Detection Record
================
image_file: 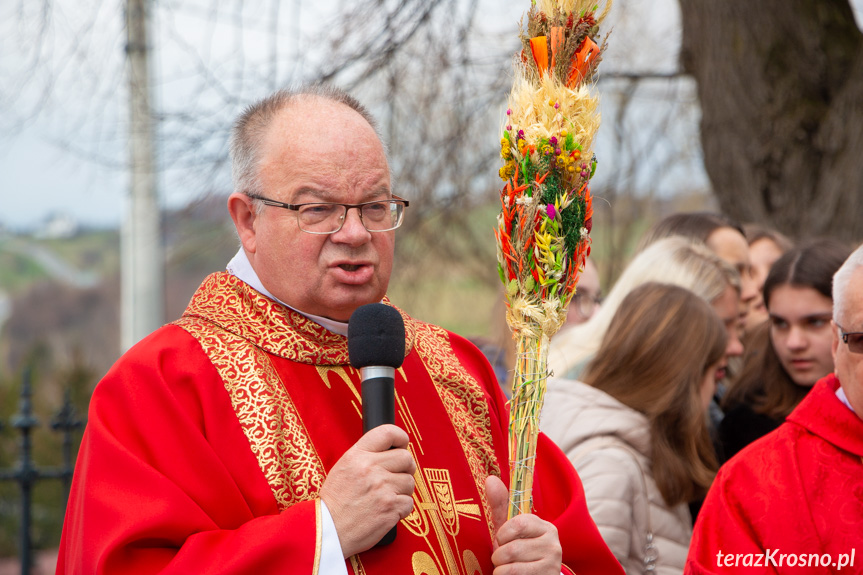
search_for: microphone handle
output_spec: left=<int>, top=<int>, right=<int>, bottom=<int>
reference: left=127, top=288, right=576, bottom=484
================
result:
left=361, top=371, right=397, bottom=546
left=362, top=374, right=395, bottom=433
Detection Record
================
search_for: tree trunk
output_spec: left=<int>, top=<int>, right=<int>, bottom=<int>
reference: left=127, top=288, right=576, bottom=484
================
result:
left=679, top=0, right=863, bottom=242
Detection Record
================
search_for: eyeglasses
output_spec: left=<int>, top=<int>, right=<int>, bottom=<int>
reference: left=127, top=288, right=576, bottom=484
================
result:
left=837, top=324, right=863, bottom=354
left=572, top=291, right=602, bottom=320
left=248, top=193, right=409, bottom=235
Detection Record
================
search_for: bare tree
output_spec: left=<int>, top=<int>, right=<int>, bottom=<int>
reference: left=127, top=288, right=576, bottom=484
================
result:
left=679, top=0, right=863, bottom=242
left=2, top=0, right=713, bottom=342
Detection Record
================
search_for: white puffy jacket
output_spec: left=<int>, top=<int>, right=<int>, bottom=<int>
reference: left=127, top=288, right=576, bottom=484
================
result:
left=541, top=378, right=693, bottom=575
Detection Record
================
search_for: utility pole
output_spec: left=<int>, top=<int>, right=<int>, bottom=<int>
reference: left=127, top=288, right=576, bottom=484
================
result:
left=122, top=0, right=164, bottom=351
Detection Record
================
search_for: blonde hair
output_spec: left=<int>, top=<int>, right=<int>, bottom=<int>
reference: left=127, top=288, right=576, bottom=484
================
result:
left=550, top=236, right=739, bottom=377
left=583, top=282, right=727, bottom=505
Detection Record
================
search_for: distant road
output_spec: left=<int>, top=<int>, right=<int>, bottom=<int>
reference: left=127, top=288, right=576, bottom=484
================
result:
left=0, top=240, right=100, bottom=331
left=27, top=244, right=99, bottom=289
left=1, top=239, right=99, bottom=290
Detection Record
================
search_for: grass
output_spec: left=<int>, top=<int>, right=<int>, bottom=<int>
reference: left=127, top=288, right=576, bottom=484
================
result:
left=388, top=199, right=503, bottom=338
left=40, top=230, right=121, bottom=277
left=388, top=267, right=501, bottom=338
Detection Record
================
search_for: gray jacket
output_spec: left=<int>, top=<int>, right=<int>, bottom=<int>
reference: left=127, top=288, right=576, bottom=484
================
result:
left=541, top=379, right=692, bottom=575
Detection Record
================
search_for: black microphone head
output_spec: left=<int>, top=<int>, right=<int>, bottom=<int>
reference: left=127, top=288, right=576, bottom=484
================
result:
left=348, top=303, right=406, bottom=369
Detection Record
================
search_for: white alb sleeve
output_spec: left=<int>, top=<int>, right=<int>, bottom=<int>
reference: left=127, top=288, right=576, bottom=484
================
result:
left=319, top=500, right=350, bottom=575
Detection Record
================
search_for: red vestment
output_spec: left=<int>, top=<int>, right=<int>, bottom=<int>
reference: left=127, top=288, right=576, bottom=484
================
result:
left=686, top=374, right=863, bottom=574
left=58, top=273, right=622, bottom=575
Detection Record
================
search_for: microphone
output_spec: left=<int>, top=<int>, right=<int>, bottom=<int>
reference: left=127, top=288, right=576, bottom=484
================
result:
left=347, top=303, right=406, bottom=547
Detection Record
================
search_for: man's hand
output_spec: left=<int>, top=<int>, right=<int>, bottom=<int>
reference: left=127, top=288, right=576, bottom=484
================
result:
left=320, top=425, right=416, bottom=558
left=485, top=474, right=563, bottom=575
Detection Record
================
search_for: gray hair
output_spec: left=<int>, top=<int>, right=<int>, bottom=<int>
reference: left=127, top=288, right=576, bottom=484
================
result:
left=832, top=242, right=863, bottom=325
left=229, top=84, right=384, bottom=212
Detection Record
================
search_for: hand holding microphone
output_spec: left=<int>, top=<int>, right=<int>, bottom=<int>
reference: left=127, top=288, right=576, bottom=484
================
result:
left=319, top=304, right=415, bottom=557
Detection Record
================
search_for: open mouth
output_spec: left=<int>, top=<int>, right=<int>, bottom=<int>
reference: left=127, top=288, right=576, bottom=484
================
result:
left=332, top=262, right=373, bottom=285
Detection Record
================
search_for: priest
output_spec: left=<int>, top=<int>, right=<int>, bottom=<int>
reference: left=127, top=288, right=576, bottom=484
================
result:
left=57, top=85, right=623, bottom=575
left=685, top=243, right=863, bottom=574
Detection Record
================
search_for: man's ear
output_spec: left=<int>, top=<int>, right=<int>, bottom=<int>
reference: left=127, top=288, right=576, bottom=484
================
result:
left=228, top=192, right=258, bottom=254
left=832, top=320, right=841, bottom=363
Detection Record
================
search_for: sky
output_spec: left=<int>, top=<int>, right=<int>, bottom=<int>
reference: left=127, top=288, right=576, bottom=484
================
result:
left=2, top=0, right=862, bottom=231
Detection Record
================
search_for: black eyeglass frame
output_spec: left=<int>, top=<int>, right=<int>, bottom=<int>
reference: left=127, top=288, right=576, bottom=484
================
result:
left=246, top=193, right=410, bottom=235
left=836, top=323, right=863, bottom=353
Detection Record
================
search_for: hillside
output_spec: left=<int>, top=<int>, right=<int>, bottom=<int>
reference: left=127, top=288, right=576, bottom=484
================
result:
left=0, top=196, right=240, bottom=381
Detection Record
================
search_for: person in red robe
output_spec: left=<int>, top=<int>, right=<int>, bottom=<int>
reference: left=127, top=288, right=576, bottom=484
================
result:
left=685, top=244, right=863, bottom=574
left=57, top=85, right=623, bottom=575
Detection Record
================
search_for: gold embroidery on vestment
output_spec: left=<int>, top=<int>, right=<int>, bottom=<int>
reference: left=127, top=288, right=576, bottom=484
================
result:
left=174, top=315, right=325, bottom=510
left=403, top=443, right=485, bottom=575
left=181, top=273, right=361, bottom=365
left=412, top=552, right=442, bottom=575
left=349, top=555, right=367, bottom=575
left=412, top=323, right=500, bottom=538
left=462, top=550, right=483, bottom=575
left=398, top=393, right=424, bottom=455
left=317, top=365, right=362, bottom=417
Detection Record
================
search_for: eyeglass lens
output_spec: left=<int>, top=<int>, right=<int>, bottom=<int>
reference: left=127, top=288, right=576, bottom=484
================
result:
left=297, top=201, right=404, bottom=233
left=574, top=292, right=600, bottom=319
left=844, top=331, right=863, bottom=353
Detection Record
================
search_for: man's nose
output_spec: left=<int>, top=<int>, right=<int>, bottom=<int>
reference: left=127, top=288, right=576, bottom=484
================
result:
left=333, top=207, right=371, bottom=243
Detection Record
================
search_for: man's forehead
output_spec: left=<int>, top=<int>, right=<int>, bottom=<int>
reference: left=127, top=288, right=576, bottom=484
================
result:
left=272, top=97, right=370, bottom=133
left=263, top=104, right=384, bottom=160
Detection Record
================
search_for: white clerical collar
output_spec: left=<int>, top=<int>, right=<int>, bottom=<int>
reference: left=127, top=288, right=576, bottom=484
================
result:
left=226, top=248, right=350, bottom=336
left=836, top=386, right=856, bottom=414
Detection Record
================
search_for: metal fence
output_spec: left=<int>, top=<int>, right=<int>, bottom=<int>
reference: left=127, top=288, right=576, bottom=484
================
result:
left=0, top=369, right=84, bottom=575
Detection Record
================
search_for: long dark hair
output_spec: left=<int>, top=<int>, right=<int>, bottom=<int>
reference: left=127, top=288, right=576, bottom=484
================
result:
left=724, top=238, right=851, bottom=418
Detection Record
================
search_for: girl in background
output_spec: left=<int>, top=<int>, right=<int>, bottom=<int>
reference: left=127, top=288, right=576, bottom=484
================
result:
left=720, top=238, right=851, bottom=461
left=543, top=283, right=727, bottom=574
